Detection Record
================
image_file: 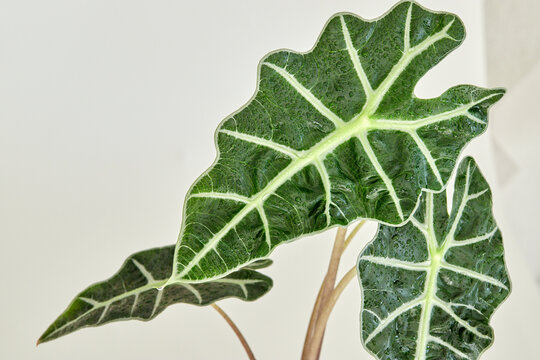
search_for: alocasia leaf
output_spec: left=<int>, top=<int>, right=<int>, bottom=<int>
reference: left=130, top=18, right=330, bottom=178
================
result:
left=357, top=157, right=510, bottom=360
left=38, top=246, right=272, bottom=344
left=169, top=1, right=504, bottom=283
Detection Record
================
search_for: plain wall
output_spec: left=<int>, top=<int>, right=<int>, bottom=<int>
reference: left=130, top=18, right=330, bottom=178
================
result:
left=485, top=0, right=540, bottom=284
left=1, top=1, right=538, bottom=359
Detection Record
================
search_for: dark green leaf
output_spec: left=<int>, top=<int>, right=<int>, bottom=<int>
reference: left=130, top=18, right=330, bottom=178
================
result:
left=38, top=246, right=272, bottom=344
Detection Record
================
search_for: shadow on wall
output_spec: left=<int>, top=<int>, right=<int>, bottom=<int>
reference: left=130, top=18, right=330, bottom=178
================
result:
left=485, top=0, right=540, bottom=286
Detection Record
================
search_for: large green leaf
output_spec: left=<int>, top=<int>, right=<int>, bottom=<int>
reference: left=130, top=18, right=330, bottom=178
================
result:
left=38, top=246, right=272, bottom=344
left=170, top=1, right=504, bottom=283
left=357, top=157, right=510, bottom=360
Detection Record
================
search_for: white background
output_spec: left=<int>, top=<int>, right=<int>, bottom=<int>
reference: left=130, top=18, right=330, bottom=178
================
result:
left=1, top=1, right=539, bottom=359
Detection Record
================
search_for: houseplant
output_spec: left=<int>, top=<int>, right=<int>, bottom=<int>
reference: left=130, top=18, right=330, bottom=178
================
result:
left=38, top=1, right=510, bottom=359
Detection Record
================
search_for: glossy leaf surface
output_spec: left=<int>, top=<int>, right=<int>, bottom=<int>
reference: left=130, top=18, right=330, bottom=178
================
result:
left=39, top=246, right=272, bottom=344
left=358, top=157, right=510, bottom=360
left=171, top=1, right=504, bottom=282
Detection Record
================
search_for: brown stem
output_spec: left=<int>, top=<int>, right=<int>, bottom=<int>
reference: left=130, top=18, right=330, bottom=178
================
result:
left=306, top=266, right=357, bottom=360
left=302, top=220, right=366, bottom=359
left=302, top=280, right=325, bottom=350
left=313, top=221, right=366, bottom=358
left=302, top=227, right=347, bottom=360
left=211, top=303, right=256, bottom=360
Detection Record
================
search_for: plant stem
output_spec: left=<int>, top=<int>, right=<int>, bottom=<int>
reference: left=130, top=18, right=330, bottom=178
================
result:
left=211, top=303, right=256, bottom=360
left=302, top=227, right=347, bottom=360
left=343, top=220, right=366, bottom=251
left=307, top=265, right=357, bottom=357
left=302, top=220, right=366, bottom=360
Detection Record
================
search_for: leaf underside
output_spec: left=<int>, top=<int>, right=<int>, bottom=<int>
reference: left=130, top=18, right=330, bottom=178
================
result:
left=358, top=157, right=510, bottom=360
left=171, top=0, right=504, bottom=283
left=38, top=246, right=272, bottom=344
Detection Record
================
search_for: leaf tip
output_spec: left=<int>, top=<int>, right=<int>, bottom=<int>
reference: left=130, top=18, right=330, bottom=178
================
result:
left=491, top=88, right=506, bottom=104
left=37, top=325, right=54, bottom=345
left=36, top=333, right=48, bottom=346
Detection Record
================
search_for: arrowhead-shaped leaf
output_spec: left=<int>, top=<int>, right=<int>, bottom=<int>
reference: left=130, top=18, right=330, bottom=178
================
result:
left=38, top=246, right=272, bottom=344
left=358, top=157, right=510, bottom=360
left=171, top=1, right=504, bottom=282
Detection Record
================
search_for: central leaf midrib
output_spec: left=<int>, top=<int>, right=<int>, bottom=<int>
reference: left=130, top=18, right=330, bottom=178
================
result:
left=415, top=192, right=439, bottom=360
left=416, top=255, right=442, bottom=359
left=175, top=113, right=377, bottom=280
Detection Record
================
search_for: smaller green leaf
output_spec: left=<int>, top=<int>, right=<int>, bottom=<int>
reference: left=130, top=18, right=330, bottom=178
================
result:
left=358, top=157, right=510, bottom=360
left=38, top=245, right=272, bottom=344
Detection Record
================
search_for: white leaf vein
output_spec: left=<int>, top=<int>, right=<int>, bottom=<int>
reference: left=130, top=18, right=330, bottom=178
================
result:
left=262, top=62, right=346, bottom=128
left=365, top=296, right=424, bottom=344
left=428, top=335, right=470, bottom=359
left=360, top=255, right=429, bottom=271
left=357, top=132, right=404, bottom=220
left=220, top=129, right=302, bottom=159
left=340, top=15, right=373, bottom=95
